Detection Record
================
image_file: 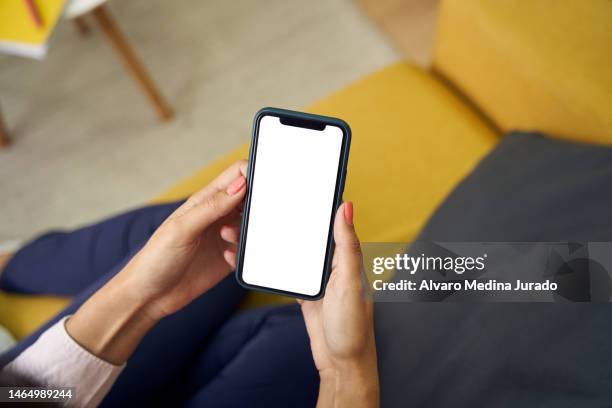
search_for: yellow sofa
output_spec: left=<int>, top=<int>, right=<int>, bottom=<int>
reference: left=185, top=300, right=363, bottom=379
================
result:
left=2, top=0, right=611, bottom=340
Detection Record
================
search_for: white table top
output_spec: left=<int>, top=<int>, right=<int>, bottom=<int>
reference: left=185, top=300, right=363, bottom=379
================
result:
left=64, top=0, right=108, bottom=19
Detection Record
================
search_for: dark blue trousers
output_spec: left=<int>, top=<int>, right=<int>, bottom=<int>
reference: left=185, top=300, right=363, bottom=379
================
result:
left=0, top=202, right=318, bottom=407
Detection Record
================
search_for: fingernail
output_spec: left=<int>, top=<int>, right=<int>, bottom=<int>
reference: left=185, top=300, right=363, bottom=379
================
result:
left=226, top=176, right=246, bottom=195
left=343, top=201, right=353, bottom=225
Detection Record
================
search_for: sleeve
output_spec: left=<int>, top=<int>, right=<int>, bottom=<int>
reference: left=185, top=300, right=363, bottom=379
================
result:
left=0, top=316, right=125, bottom=407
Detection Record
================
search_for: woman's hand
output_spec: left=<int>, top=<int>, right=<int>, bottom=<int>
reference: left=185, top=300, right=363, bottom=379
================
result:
left=121, top=160, right=247, bottom=319
left=299, top=202, right=379, bottom=408
left=66, top=161, right=248, bottom=365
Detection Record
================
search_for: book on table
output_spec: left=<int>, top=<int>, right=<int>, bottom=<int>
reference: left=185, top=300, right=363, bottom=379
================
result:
left=0, top=0, right=68, bottom=59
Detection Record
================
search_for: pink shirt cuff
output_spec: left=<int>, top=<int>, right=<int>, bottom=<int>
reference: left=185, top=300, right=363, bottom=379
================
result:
left=1, top=316, right=125, bottom=407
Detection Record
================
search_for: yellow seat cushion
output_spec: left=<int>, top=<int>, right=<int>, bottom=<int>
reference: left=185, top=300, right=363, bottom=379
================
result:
left=0, top=292, right=69, bottom=340
left=0, top=62, right=498, bottom=337
left=434, top=0, right=612, bottom=145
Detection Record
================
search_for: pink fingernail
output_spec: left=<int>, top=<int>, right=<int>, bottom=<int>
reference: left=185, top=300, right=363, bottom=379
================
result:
left=343, top=201, right=353, bottom=225
left=226, top=176, right=246, bottom=195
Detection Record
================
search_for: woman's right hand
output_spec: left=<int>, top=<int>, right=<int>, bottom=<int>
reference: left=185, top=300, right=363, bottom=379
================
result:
left=66, top=161, right=248, bottom=366
left=299, top=202, right=379, bottom=408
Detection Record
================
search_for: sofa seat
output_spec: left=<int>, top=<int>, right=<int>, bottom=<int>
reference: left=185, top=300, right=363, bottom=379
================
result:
left=0, top=62, right=499, bottom=339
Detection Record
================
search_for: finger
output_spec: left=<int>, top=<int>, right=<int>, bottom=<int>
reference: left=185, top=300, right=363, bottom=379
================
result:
left=176, top=176, right=246, bottom=239
left=214, top=204, right=243, bottom=230
left=333, top=201, right=363, bottom=278
left=223, top=249, right=237, bottom=269
left=219, top=224, right=240, bottom=244
left=207, top=160, right=248, bottom=193
left=183, top=160, right=248, bottom=209
left=225, top=241, right=238, bottom=252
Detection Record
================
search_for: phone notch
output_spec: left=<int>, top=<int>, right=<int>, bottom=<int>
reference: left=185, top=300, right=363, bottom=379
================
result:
left=279, top=116, right=326, bottom=131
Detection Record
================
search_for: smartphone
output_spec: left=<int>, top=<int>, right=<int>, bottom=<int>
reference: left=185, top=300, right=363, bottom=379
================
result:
left=235, top=107, right=351, bottom=299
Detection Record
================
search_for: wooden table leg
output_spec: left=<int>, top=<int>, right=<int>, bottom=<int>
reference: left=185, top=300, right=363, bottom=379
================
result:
left=90, top=5, right=173, bottom=122
left=0, top=106, right=9, bottom=148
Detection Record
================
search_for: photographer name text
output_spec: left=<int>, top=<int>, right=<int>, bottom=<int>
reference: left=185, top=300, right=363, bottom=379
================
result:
left=372, top=279, right=557, bottom=292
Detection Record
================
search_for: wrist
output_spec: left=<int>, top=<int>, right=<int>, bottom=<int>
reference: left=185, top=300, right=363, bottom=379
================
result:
left=114, top=262, right=166, bottom=320
left=110, top=270, right=162, bottom=324
left=66, top=271, right=160, bottom=365
left=319, top=354, right=379, bottom=408
left=115, top=251, right=188, bottom=321
left=337, top=359, right=379, bottom=401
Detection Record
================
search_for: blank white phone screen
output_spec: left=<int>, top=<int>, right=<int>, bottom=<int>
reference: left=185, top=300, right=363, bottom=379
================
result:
left=241, top=115, right=344, bottom=296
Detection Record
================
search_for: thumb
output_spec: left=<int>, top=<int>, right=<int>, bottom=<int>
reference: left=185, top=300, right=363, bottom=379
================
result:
left=333, top=201, right=362, bottom=276
left=177, top=176, right=246, bottom=239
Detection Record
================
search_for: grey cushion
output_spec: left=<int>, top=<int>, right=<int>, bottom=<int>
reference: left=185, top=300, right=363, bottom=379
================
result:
left=375, top=132, right=612, bottom=407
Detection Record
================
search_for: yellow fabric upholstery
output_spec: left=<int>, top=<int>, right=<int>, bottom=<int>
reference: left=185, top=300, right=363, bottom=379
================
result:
left=434, top=0, right=612, bottom=145
left=0, top=292, right=69, bottom=340
left=0, top=62, right=498, bottom=335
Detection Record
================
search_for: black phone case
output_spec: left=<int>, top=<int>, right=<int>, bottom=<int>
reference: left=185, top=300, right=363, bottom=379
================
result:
left=235, top=107, right=352, bottom=300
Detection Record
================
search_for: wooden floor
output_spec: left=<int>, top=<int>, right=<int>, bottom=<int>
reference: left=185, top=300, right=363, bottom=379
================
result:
left=356, top=0, right=440, bottom=66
